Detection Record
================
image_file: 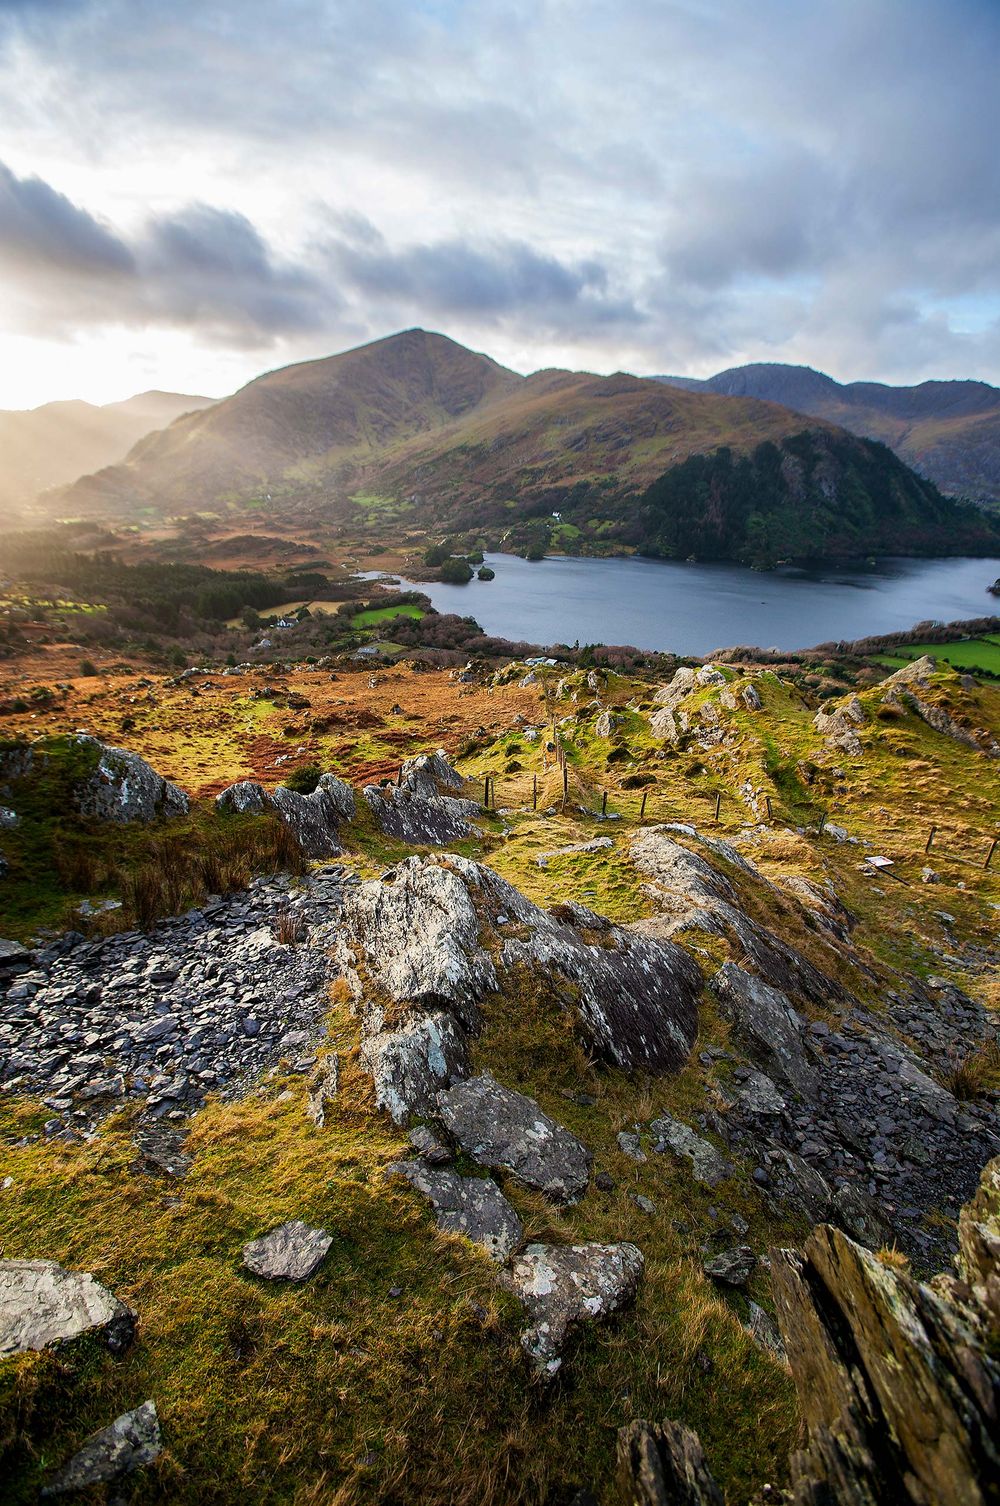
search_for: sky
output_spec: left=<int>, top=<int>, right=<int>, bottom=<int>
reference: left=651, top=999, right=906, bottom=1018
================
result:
left=0, top=0, right=998, bottom=408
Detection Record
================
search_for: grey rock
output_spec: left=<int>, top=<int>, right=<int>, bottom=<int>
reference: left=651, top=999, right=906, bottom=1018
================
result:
left=437, top=1071, right=591, bottom=1203
left=703, top=1246, right=757, bottom=1287
left=617, top=1130, right=647, bottom=1162
left=502, top=1241, right=644, bottom=1379
left=306, top=1054, right=339, bottom=1128
left=618, top=1418, right=723, bottom=1506
left=709, top=963, right=817, bottom=1097
left=648, top=1113, right=732, bottom=1187
left=0, top=1259, right=135, bottom=1355
left=241, top=1220, right=332, bottom=1281
left=71, top=736, right=189, bottom=823
left=408, top=1123, right=452, bottom=1163
left=362, top=1010, right=470, bottom=1124
left=745, top=1300, right=787, bottom=1363
left=734, top=1070, right=786, bottom=1116
left=386, top=1160, right=522, bottom=1260
left=42, top=1400, right=160, bottom=1496
left=216, top=773, right=354, bottom=857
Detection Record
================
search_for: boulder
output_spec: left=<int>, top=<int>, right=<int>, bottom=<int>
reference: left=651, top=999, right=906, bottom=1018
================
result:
left=71, top=736, right=189, bottom=823
left=361, top=1010, right=470, bottom=1124
left=703, top=1246, right=757, bottom=1287
left=241, top=1220, right=332, bottom=1281
left=385, top=1160, right=523, bottom=1261
left=437, top=1072, right=591, bottom=1203
left=502, top=1241, right=644, bottom=1379
left=363, top=749, right=481, bottom=846
left=617, top=1419, right=723, bottom=1506
left=709, top=963, right=817, bottom=1097
left=0, top=1259, right=136, bottom=1356
left=42, top=1401, right=161, bottom=1497
left=217, top=773, right=354, bottom=857
left=336, top=854, right=701, bottom=1085
left=648, top=1113, right=732, bottom=1187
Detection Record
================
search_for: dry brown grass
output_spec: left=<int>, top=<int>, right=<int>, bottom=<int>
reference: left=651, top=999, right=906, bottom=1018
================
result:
left=944, top=1040, right=1000, bottom=1101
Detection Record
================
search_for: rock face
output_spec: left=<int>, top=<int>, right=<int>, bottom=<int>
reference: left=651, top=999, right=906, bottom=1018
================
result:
left=241, top=1220, right=333, bottom=1281
left=502, top=1241, right=644, bottom=1379
left=437, top=1072, right=591, bottom=1203
left=386, top=1160, right=523, bottom=1261
left=363, top=748, right=481, bottom=846
left=0, top=1259, right=135, bottom=1355
left=334, top=852, right=701, bottom=1123
left=42, top=1401, right=161, bottom=1496
left=71, top=736, right=189, bottom=823
left=617, top=1419, right=723, bottom=1506
left=619, top=1156, right=1000, bottom=1506
left=709, top=962, right=817, bottom=1097
left=770, top=1166, right=1000, bottom=1506
left=217, top=773, right=355, bottom=857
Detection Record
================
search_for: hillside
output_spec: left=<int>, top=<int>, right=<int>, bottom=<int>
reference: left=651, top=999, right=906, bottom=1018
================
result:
left=50, top=333, right=1000, bottom=565
left=656, top=363, right=1000, bottom=506
left=0, top=641, right=998, bottom=1505
left=0, top=391, right=215, bottom=514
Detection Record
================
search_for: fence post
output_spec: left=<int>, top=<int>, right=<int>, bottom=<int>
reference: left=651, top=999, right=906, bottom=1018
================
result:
left=561, top=763, right=568, bottom=812
left=396, top=765, right=403, bottom=788
left=639, top=790, right=648, bottom=820
left=765, top=795, right=773, bottom=822
left=483, top=776, right=490, bottom=810
left=601, top=789, right=608, bottom=817
left=714, top=791, right=722, bottom=822
left=532, top=774, right=538, bottom=811
left=985, top=836, right=998, bottom=871
left=818, top=811, right=826, bottom=834
left=925, top=824, right=937, bottom=854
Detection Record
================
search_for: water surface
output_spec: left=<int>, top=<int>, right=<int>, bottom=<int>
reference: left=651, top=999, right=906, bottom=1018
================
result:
left=372, top=553, right=1000, bottom=656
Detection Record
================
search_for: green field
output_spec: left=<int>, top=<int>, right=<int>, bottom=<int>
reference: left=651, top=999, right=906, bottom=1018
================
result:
left=875, top=636, right=1000, bottom=675
left=351, top=603, right=425, bottom=629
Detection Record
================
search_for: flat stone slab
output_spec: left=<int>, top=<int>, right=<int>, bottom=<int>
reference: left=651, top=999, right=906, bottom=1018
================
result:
left=437, top=1072, right=591, bottom=1203
left=0, top=1259, right=135, bottom=1356
left=703, top=1245, right=757, bottom=1287
left=241, top=1220, right=332, bottom=1281
left=42, top=1401, right=160, bottom=1496
left=502, top=1241, right=644, bottom=1379
left=386, top=1160, right=523, bottom=1261
left=648, top=1113, right=732, bottom=1187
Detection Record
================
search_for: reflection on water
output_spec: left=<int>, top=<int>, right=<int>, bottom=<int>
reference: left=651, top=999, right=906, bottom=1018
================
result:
left=368, top=552, right=1000, bottom=656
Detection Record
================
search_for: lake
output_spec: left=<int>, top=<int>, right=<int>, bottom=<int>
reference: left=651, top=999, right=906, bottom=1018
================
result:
left=370, top=553, right=1000, bottom=656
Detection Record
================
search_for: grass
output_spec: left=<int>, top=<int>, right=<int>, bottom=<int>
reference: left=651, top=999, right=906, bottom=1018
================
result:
left=351, top=605, right=425, bottom=629
left=873, top=638, right=1000, bottom=675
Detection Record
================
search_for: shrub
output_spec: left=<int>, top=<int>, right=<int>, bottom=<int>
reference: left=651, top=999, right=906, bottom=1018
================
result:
left=283, top=762, right=323, bottom=794
left=79, top=659, right=98, bottom=677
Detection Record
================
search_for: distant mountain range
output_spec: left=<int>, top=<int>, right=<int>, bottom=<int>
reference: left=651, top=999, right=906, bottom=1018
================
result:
left=655, top=364, right=1000, bottom=506
left=37, top=332, right=1000, bottom=567
left=0, top=390, right=215, bottom=518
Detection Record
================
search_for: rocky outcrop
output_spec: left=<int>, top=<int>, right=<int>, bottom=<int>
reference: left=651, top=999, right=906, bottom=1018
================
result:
left=334, top=853, right=702, bottom=1122
left=362, top=1010, right=470, bottom=1123
left=879, top=657, right=1000, bottom=757
left=813, top=695, right=866, bottom=758
left=241, top=1221, right=333, bottom=1281
left=437, top=1072, right=591, bottom=1202
left=386, top=1159, right=523, bottom=1261
left=617, top=1419, right=723, bottom=1506
left=502, top=1241, right=644, bottom=1380
left=42, top=1401, right=161, bottom=1497
left=770, top=1190, right=1000, bottom=1505
left=0, top=1259, right=135, bottom=1355
left=70, top=736, right=189, bottom=823
left=363, top=748, right=481, bottom=846
left=619, top=1155, right=1000, bottom=1506
left=217, top=772, right=355, bottom=856
left=647, top=1112, right=732, bottom=1187
left=709, top=962, right=817, bottom=1097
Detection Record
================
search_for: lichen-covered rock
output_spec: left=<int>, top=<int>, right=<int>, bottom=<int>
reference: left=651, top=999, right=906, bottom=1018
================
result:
left=306, top=1054, right=339, bottom=1127
left=0, top=1259, right=136, bottom=1355
left=703, top=1246, right=757, bottom=1287
left=363, top=748, right=481, bottom=845
left=617, top=1418, right=724, bottom=1506
left=71, top=736, right=189, bottom=823
left=502, top=1241, right=644, bottom=1379
left=361, top=1010, right=470, bottom=1124
left=42, top=1401, right=161, bottom=1496
left=647, top=1113, right=732, bottom=1186
left=709, top=962, right=817, bottom=1097
left=336, top=854, right=701, bottom=1087
left=242, top=1220, right=332, bottom=1281
left=385, top=1160, right=523, bottom=1261
left=216, top=773, right=354, bottom=856
left=770, top=1192, right=1000, bottom=1506
left=437, top=1071, right=591, bottom=1202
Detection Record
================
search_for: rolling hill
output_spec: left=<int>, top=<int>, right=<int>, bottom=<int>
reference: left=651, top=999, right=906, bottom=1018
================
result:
left=655, top=363, right=1000, bottom=506
left=0, top=389, right=215, bottom=516
left=49, top=331, right=1000, bottom=566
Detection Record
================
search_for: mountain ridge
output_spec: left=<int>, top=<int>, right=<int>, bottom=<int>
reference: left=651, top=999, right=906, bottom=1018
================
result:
left=654, top=362, right=1000, bottom=504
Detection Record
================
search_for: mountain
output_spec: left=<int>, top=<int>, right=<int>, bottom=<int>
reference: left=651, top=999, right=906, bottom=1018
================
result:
left=51, top=331, right=1000, bottom=566
left=654, top=363, right=1000, bottom=505
left=0, top=389, right=215, bottom=514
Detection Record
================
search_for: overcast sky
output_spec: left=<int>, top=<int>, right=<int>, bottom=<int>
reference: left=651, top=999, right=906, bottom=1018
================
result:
left=1, top=0, right=998, bottom=407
